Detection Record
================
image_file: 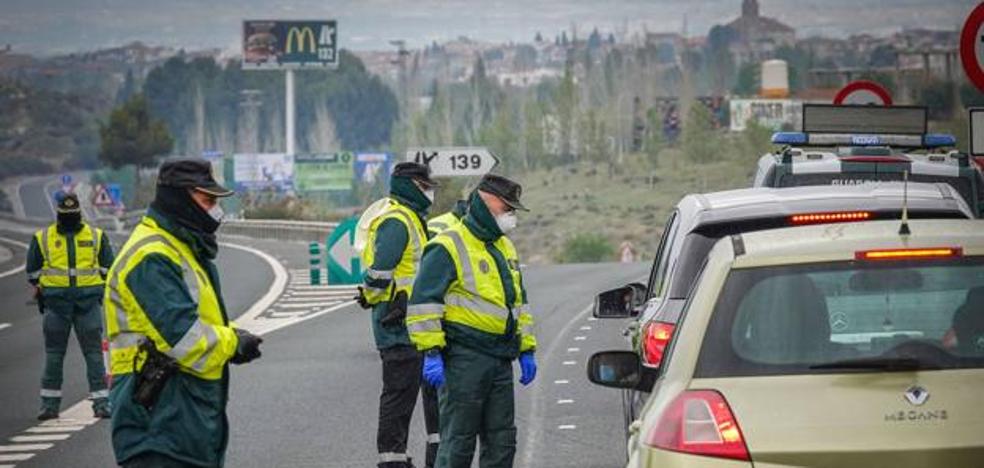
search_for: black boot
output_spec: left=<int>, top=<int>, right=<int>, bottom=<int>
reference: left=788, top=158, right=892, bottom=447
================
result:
left=37, top=407, right=59, bottom=421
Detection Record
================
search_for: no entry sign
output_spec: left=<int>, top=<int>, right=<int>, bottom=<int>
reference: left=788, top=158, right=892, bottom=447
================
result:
left=833, top=80, right=893, bottom=106
left=961, top=3, right=984, bottom=92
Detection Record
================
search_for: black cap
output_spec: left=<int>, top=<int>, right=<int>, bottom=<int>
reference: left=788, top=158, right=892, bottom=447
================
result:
left=478, top=174, right=528, bottom=211
left=392, top=162, right=438, bottom=187
left=56, top=192, right=81, bottom=214
left=157, top=158, right=233, bottom=197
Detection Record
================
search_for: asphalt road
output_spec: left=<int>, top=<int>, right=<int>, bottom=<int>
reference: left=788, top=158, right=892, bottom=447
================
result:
left=1, top=230, right=648, bottom=467
left=17, top=177, right=59, bottom=221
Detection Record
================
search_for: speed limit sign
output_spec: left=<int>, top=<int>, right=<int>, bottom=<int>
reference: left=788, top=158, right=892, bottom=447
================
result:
left=406, top=147, right=500, bottom=177
left=960, top=2, right=984, bottom=92
left=833, top=80, right=893, bottom=106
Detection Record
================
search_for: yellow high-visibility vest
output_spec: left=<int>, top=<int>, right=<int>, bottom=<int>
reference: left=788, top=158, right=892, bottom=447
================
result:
left=35, top=223, right=106, bottom=288
left=360, top=198, right=427, bottom=305
left=426, top=211, right=461, bottom=237
left=407, top=222, right=536, bottom=352
left=103, top=216, right=238, bottom=381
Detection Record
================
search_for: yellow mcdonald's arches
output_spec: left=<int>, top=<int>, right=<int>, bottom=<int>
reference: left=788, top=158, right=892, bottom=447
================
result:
left=286, top=27, right=316, bottom=53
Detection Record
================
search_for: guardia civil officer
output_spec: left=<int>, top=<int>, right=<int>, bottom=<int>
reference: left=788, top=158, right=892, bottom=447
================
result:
left=104, top=158, right=263, bottom=467
left=407, top=174, right=537, bottom=468
left=357, top=162, right=442, bottom=468
left=426, top=199, right=468, bottom=237
left=26, top=192, right=115, bottom=420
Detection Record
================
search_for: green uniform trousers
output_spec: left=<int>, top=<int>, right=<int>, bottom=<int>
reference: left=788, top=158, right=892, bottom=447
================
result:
left=436, top=345, right=517, bottom=468
left=41, top=301, right=107, bottom=409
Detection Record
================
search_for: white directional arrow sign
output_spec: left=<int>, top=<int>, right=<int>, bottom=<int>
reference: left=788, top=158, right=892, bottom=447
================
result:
left=406, top=147, right=500, bottom=177
left=329, top=232, right=358, bottom=276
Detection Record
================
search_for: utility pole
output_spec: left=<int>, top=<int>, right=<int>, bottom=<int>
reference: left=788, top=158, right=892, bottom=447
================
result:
left=239, top=89, right=262, bottom=153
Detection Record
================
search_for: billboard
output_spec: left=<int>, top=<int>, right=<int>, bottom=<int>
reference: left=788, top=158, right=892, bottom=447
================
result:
left=729, top=99, right=801, bottom=132
left=295, top=152, right=354, bottom=192
left=233, top=153, right=294, bottom=190
left=243, top=20, right=338, bottom=70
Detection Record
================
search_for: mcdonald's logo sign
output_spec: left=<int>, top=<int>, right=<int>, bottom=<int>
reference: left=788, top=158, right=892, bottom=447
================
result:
left=286, top=27, right=316, bottom=54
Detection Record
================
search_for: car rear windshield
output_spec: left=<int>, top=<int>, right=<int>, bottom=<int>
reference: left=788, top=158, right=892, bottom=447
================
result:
left=778, top=173, right=976, bottom=211
left=695, top=256, right=984, bottom=378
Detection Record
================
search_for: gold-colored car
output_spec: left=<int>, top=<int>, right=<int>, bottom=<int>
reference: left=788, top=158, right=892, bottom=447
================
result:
left=589, top=219, right=984, bottom=467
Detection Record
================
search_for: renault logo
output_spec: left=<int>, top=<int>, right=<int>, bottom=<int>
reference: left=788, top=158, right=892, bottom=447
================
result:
left=904, top=386, right=929, bottom=406
left=286, top=27, right=316, bottom=54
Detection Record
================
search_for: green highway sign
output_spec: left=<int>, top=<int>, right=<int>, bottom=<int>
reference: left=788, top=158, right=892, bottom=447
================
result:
left=295, top=152, right=354, bottom=192
left=243, top=20, right=338, bottom=70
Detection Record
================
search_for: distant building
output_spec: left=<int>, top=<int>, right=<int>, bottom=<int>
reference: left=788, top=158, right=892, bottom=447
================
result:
left=725, top=0, right=796, bottom=63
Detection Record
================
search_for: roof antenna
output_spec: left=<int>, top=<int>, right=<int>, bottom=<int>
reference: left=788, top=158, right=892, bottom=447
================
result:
left=899, top=170, right=911, bottom=236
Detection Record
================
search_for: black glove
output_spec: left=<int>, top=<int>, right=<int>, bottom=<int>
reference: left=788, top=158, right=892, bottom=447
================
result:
left=230, top=329, right=263, bottom=365
left=355, top=287, right=372, bottom=309
left=380, top=291, right=408, bottom=326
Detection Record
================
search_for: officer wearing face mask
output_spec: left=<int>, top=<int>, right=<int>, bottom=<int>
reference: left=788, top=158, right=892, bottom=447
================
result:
left=406, top=174, right=537, bottom=468
left=26, top=192, right=115, bottom=420
left=104, top=158, right=263, bottom=468
left=357, top=162, right=441, bottom=468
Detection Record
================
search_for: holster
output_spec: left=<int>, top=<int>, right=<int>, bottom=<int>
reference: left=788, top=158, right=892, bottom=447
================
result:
left=132, top=338, right=178, bottom=410
left=380, top=290, right=408, bottom=326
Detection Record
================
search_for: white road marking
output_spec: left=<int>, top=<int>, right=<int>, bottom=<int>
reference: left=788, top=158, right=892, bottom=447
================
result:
left=579, top=326, right=592, bottom=331
left=556, top=399, right=574, bottom=404
left=25, top=426, right=85, bottom=433
left=566, top=347, right=580, bottom=353
left=39, top=418, right=96, bottom=427
left=9, top=435, right=69, bottom=443
left=587, top=316, right=597, bottom=321
left=573, top=336, right=586, bottom=341
left=274, top=301, right=344, bottom=309
left=0, top=324, right=10, bottom=332
left=562, top=361, right=577, bottom=366
left=553, top=379, right=569, bottom=384
left=284, top=290, right=355, bottom=297
left=0, top=236, right=29, bottom=279
left=557, top=425, right=577, bottom=430
left=0, top=454, right=32, bottom=462
left=0, top=444, right=53, bottom=452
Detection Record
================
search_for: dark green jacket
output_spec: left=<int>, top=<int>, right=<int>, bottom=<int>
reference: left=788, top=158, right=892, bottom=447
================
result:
left=364, top=176, right=430, bottom=350
left=410, top=192, right=528, bottom=359
left=109, top=209, right=232, bottom=467
left=26, top=223, right=115, bottom=313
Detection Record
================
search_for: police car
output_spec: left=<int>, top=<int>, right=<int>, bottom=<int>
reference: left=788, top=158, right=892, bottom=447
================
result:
left=752, top=104, right=984, bottom=217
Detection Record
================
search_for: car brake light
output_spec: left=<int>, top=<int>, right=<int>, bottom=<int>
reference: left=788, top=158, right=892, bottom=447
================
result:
left=856, top=247, right=963, bottom=260
left=641, top=321, right=675, bottom=368
left=646, top=390, right=750, bottom=461
left=790, top=211, right=871, bottom=225
left=839, top=156, right=910, bottom=163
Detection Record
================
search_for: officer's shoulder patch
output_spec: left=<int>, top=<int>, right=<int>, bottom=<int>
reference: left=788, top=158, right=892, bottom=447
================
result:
left=478, top=259, right=490, bottom=274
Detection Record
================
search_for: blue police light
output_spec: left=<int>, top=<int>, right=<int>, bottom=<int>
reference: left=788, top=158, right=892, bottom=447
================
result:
left=923, top=133, right=956, bottom=148
left=771, top=132, right=808, bottom=145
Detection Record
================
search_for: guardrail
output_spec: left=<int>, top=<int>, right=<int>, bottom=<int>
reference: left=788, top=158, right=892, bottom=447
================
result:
left=219, top=219, right=339, bottom=243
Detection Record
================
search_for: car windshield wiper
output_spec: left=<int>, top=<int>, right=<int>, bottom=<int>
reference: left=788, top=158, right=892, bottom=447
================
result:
left=810, top=356, right=939, bottom=371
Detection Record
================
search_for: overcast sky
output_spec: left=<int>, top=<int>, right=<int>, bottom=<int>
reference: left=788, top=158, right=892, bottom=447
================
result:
left=0, top=0, right=976, bottom=56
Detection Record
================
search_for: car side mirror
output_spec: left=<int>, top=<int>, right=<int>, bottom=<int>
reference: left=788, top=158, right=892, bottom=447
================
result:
left=593, top=283, right=646, bottom=318
left=586, top=351, right=641, bottom=389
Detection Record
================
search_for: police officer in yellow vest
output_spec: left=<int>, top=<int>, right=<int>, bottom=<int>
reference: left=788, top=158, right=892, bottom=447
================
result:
left=104, top=159, right=263, bottom=467
left=26, top=192, right=115, bottom=420
left=407, top=174, right=537, bottom=468
left=357, top=162, right=441, bottom=468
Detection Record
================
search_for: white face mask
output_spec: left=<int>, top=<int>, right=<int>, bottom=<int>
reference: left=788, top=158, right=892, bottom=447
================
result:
left=207, top=204, right=225, bottom=223
left=424, top=188, right=436, bottom=203
left=495, top=211, right=518, bottom=233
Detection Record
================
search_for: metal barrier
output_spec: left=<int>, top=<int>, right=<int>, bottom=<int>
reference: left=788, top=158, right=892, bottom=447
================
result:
left=219, top=219, right=339, bottom=243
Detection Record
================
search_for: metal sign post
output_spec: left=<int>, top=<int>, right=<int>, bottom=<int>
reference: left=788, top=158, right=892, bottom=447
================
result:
left=405, top=147, right=500, bottom=177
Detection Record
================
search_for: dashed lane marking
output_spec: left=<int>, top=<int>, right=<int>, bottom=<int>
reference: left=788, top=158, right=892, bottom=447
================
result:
left=566, top=347, right=580, bottom=353
left=554, top=380, right=569, bottom=384
left=562, top=361, right=577, bottom=366
left=9, top=435, right=71, bottom=443
left=0, top=445, right=52, bottom=452
left=0, top=324, right=10, bottom=332
left=24, top=426, right=85, bottom=433
left=573, top=336, right=586, bottom=341
left=557, top=425, right=577, bottom=430
left=557, top=399, right=574, bottom=405
left=579, top=326, right=592, bottom=331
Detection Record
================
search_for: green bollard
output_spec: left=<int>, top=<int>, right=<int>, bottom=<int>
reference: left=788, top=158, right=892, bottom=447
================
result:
left=309, top=242, right=322, bottom=285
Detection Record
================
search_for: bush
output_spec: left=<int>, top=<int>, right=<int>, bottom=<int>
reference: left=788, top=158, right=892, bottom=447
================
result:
left=555, top=233, right=614, bottom=263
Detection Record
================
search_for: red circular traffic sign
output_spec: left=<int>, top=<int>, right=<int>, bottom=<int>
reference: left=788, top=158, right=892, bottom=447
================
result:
left=960, top=2, right=984, bottom=92
left=833, top=80, right=893, bottom=106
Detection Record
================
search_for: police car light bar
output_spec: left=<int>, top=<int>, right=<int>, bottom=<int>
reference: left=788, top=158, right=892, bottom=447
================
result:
left=771, top=132, right=956, bottom=149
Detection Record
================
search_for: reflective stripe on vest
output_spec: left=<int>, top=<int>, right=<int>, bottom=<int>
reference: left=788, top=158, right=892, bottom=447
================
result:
left=37, top=224, right=104, bottom=288
left=360, top=199, right=426, bottom=303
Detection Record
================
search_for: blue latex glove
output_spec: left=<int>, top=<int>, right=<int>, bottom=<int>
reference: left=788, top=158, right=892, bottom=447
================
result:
left=423, top=352, right=445, bottom=388
left=518, top=352, right=537, bottom=386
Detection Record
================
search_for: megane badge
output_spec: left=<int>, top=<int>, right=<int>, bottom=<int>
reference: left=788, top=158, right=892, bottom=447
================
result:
left=904, top=386, right=929, bottom=406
